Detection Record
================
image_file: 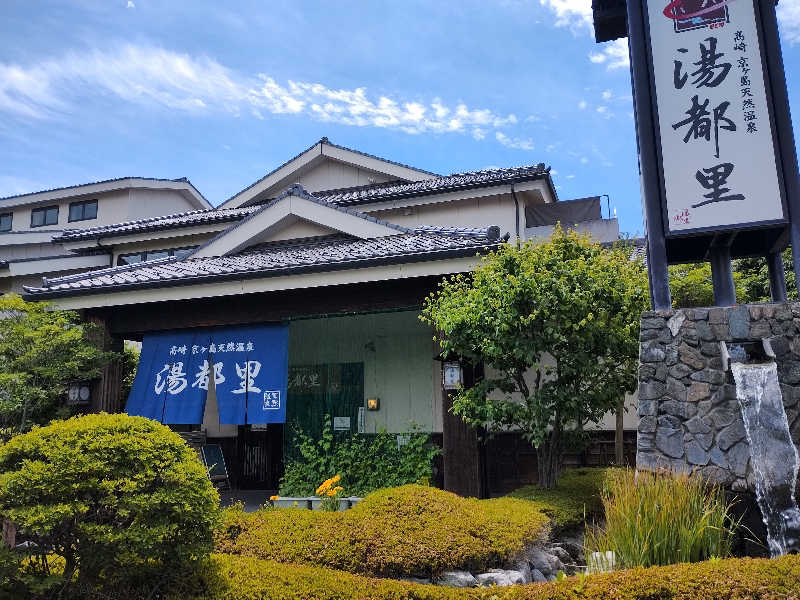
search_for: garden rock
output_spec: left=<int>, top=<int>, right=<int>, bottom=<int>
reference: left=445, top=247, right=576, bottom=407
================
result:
left=400, top=577, right=431, bottom=585
left=435, top=571, right=477, bottom=588
left=475, top=569, right=525, bottom=587
left=531, top=568, right=547, bottom=583
left=526, top=547, right=555, bottom=576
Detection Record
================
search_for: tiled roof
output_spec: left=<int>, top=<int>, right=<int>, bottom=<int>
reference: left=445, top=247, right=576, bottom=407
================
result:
left=279, top=163, right=550, bottom=208
left=25, top=226, right=503, bottom=298
left=57, top=205, right=258, bottom=242
left=55, top=164, right=549, bottom=243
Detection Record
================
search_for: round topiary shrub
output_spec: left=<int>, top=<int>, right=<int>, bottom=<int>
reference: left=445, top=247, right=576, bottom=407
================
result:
left=0, top=413, right=220, bottom=586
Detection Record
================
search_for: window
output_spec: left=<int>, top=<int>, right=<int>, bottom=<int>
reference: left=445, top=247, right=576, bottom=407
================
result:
left=117, top=246, right=197, bottom=266
left=31, top=206, right=58, bottom=227
left=68, top=199, right=98, bottom=222
left=0, top=213, right=11, bottom=232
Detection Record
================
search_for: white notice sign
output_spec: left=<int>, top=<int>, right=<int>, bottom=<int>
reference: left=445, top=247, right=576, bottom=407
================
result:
left=333, top=416, right=351, bottom=431
left=647, top=0, right=784, bottom=233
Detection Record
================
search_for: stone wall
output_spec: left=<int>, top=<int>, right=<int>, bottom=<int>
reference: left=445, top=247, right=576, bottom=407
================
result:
left=637, top=303, right=800, bottom=490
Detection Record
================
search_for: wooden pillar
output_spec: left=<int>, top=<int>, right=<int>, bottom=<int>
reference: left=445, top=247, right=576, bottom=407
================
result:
left=86, top=314, right=123, bottom=414
left=441, top=362, right=484, bottom=498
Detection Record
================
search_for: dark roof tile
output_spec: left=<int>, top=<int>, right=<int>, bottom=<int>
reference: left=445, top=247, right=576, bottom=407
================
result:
left=26, top=227, right=502, bottom=299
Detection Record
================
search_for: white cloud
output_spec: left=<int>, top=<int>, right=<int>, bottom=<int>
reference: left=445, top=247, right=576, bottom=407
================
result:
left=539, top=0, right=593, bottom=32
left=580, top=156, right=589, bottom=164
left=596, top=106, right=607, bottom=113
left=126, top=1, right=135, bottom=8
left=588, top=38, right=630, bottom=70
left=578, top=100, right=587, bottom=109
left=601, top=89, right=612, bottom=100
left=778, top=1, right=800, bottom=44
left=495, top=131, right=535, bottom=150
left=0, top=45, right=523, bottom=145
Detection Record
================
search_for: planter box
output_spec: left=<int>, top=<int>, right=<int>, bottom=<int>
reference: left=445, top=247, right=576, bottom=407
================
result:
left=309, top=497, right=351, bottom=511
left=272, top=497, right=310, bottom=509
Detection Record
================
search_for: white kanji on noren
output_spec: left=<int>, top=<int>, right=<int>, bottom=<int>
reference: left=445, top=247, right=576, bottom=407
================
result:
left=233, top=361, right=262, bottom=394
left=155, top=362, right=188, bottom=395
left=192, top=360, right=226, bottom=390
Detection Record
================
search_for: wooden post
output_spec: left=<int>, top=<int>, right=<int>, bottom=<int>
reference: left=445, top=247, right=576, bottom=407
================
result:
left=615, top=397, right=625, bottom=465
left=86, top=314, right=123, bottom=414
left=441, top=362, right=484, bottom=498
left=442, top=391, right=482, bottom=498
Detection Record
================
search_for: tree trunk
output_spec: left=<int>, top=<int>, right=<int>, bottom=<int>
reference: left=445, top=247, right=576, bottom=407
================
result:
left=536, top=427, right=563, bottom=489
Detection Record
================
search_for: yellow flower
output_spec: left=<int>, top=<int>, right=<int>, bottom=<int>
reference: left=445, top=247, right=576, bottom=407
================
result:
left=269, top=495, right=280, bottom=501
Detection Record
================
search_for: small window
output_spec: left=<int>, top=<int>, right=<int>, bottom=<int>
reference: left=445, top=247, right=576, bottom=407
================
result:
left=68, top=199, right=98, bottom=222
left=117, top=253, right=144, bottom=266
left=172, top=247, right=195, bottom=259
left=31, top=206, right=59, bottom=227
left=0, top=213, right=11, bottom=232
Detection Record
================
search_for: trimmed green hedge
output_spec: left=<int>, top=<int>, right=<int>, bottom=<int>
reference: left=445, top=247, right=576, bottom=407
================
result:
left=507, top=468, right=609, bottom=531
left=215, top=484, right=549, bottom=577
left=160, top=553, right=800, bottom=600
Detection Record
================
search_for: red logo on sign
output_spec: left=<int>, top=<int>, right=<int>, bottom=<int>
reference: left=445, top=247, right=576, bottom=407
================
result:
left=664, top=0, right=732, bottom=33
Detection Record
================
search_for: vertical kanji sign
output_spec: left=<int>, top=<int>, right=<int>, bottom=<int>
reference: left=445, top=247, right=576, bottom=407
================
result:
left=647, top=0, right=785, bottom=233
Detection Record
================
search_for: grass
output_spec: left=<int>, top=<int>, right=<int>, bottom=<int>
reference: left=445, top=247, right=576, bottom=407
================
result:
left=506, top=467, right=610, bottom=531
left=215, top=484, right=550, bottom=578
left=585, top=468, right=740, bottom=569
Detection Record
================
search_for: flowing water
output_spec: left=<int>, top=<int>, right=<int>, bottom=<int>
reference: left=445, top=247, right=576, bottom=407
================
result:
left=730, top=362, right=800, bottom=556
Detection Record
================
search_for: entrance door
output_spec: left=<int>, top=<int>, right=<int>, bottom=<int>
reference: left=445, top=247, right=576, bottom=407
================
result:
left=284, top=362, right=364, bottom=458
left=236, top=423, right=283, bottom=490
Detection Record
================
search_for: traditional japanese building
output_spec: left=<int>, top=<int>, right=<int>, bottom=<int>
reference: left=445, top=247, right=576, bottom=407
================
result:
left=21, top=138, right=633, bottom=495
left=0, top=177, right=211, bottom=294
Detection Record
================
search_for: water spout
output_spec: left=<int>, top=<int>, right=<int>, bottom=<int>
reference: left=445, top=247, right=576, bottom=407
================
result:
left=729, top=358, right=800, bottom=556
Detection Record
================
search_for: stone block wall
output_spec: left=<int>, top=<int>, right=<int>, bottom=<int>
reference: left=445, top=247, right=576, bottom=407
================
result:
left=637, top=303, right=800, bottom=490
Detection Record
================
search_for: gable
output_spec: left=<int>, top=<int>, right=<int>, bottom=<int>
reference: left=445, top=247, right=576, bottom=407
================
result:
left=192, top=185, right=404, bottom=259
left=219, top=138, right=435, bottom=210
left=260, top=218, right=337, bottom=243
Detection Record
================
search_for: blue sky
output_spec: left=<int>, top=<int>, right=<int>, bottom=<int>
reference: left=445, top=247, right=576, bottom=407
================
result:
left=1, top=0, right=799, bottom=235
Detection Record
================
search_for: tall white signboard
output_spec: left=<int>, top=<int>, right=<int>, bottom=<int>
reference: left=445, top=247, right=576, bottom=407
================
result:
left=647, top=0, right=785, bottom=233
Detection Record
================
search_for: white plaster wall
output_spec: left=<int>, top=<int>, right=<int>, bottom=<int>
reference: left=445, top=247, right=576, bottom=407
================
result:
left=2, top=189, right=197, bottom=234
left=287, top=160, right=395, bottom=193
left=262, top=219, right=337, bottom=243
left=370, top=193, right=518, bottom=237
left=127, top=189, right=199, bottom=221
left=288, top=311, right=440, bottom=433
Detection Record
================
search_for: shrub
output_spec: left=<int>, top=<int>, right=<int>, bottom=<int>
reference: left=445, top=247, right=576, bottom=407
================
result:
left=215, top=484, right=549, bottom=577
left=0, top=413, right=220, bottom=587
left=154, top=553, right=800, bottom=600
left=280, top=414, right=440, bottom=497
left=507, top=468, right=609, bottom=531
left=585, top=468, right=739, bottom=569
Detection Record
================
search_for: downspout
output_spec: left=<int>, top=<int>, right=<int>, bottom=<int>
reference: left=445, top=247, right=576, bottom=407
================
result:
left=510, top=184, right=521, bottom=248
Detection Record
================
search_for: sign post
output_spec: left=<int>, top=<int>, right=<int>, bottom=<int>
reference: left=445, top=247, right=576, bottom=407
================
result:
left=599, top=0, right=800, bottom=307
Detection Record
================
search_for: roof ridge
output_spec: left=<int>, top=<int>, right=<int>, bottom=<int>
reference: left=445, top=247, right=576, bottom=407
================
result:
left=0, top=176, right=206, bottom=203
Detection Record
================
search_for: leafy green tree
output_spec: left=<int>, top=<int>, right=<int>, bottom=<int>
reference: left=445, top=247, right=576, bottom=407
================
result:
left=0, top=413, right=220, bottom=589
left=421, top=228, right=649, bottom=488
left=0, top=294, right=111, bottom=439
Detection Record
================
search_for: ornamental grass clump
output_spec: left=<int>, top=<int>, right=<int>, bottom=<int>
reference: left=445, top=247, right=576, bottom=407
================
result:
left=585, top=468, right=740, bottom=569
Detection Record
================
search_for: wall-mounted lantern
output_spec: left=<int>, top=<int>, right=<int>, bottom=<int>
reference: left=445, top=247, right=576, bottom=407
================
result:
left=442, top=361, right=463, bottom=390
left=366, top=397, right=380, bottom=411
left=67, top=382, right=92, bottom=406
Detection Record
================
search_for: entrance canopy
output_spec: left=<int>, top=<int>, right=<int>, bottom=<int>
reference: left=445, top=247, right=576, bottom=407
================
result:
left=126, top=323, right=288, bottom=425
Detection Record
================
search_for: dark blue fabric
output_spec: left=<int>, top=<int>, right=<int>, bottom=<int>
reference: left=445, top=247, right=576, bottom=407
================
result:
left=213, top=324, right=289, bottom=425
left=126, top=324, right=289, bottom=425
